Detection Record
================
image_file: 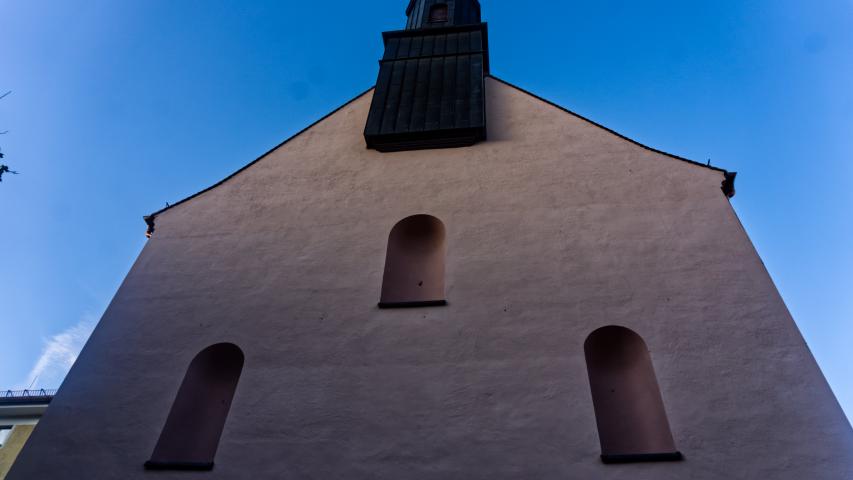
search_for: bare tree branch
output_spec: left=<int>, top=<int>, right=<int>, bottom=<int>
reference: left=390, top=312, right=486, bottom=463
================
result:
left=0, top=165, right=19, bottom=182
left=0, top=91, right=15, bottom=183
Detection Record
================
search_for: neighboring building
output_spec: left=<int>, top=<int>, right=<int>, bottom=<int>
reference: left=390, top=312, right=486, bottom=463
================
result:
left=0, top=390, right=53, bottom=480
left=8, top=1, right=853, bottom=479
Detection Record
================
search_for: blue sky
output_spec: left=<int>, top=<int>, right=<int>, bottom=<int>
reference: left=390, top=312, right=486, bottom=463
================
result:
left=1, top=0, right=851, bottom=422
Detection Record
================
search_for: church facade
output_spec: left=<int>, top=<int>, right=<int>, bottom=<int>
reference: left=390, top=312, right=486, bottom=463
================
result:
left=9, top=1, right=853, bottom=479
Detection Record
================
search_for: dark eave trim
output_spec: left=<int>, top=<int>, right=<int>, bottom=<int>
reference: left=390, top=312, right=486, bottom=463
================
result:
left=142, top=87, right=375, bottom=236
left=487, top=75, right=736, bottom=182
left=143, top=215, right=155, bottom=238
left=0, top=396, right=53, bottom=406
left=722, top=172, right=737, bottom=198
left=365, top=127, right=486, bottom=153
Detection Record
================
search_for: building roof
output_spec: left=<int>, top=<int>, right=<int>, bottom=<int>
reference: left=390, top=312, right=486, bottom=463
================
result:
left=489, top=76, right=733, bottom=176
left=143, top=75, right=735, bottom=237
left=0, top=390, right=54, bottom=426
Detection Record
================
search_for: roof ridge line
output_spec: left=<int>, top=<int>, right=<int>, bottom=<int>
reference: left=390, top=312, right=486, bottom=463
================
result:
left=486, top=74, right=732, bottom=175
left=143, top=76, right=737, bottom=237
left=143, top=87, right=375, bottom=236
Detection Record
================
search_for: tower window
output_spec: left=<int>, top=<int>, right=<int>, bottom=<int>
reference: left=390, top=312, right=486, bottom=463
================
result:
left=429, top=4, right=449, bottom=23
left=145, top=343, right=244, bottom=471
left=584, top=326, right=682, bottom=464
left=379, top=214, right=447, bottom=308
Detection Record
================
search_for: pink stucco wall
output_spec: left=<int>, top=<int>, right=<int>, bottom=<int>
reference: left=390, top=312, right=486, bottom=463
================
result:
left=10, top=78, right=853, bottom=479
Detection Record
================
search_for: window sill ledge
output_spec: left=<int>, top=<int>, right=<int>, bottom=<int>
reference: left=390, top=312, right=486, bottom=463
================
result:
left=601, top=452, right=683, bottom=464
left=144, top=461, right=215, bottom=471
left=378, top=300, right=447, bottom=309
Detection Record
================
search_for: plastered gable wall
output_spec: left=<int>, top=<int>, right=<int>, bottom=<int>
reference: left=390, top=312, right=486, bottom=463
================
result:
left=10, top=78, right=853, bottom=480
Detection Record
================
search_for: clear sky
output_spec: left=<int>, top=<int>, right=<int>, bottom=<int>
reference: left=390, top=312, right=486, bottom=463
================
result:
left=1, top=0, right=851, bottom=422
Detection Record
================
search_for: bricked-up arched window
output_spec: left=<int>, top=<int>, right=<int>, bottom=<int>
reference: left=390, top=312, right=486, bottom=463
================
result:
left=145, top=343, right=244, bottom=471
left=379, top=215, right=447, bottom=308
left=584, top=326, right=682, bottom=464
left=429, top=3, right=449, bottom=23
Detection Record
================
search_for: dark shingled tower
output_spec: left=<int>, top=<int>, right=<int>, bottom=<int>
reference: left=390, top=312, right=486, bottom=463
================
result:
left=364, top=0, right=489, bottom=152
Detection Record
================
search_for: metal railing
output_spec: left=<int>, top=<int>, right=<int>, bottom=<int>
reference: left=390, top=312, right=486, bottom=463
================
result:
left=2, top=389, right=57, bottom=398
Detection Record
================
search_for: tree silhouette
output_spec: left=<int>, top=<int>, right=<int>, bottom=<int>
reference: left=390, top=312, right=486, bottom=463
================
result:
left=0, top=90, right=16, bottom=183
left=0, top=165, right=18, bottom=182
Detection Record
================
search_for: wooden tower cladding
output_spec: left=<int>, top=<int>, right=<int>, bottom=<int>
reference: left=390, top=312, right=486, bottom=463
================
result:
left=364, top=0, right=489, bottom=152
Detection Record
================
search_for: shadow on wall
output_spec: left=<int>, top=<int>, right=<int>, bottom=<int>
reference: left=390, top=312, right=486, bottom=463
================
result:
left=145, top=343, right=244, bottom=471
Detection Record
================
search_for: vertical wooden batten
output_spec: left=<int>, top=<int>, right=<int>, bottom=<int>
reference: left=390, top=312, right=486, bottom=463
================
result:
left=365, top=1, right=488, bottom=152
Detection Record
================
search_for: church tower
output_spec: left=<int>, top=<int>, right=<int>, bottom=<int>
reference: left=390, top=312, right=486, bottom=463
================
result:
left=7, top=1, right=853, bottom=479
left=364, top=0, right=488, bottom=151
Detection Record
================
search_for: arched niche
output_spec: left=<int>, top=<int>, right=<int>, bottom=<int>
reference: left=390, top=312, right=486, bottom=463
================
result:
left=584, top=326, right=682, bottom=464
left=145, top=343, right=244, bottom=471
left=379, top=214, right=447, bottom=309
